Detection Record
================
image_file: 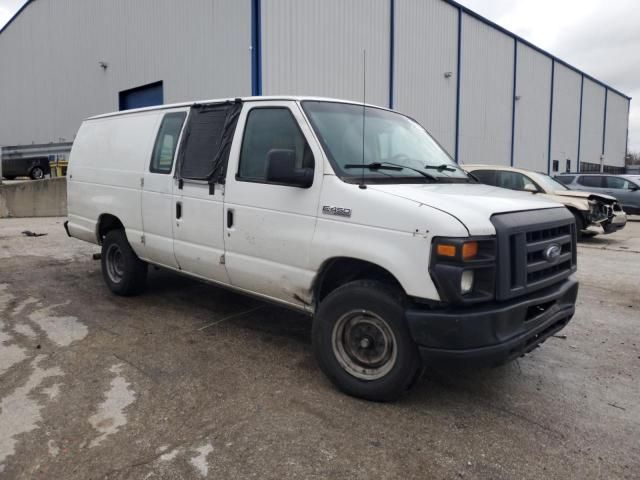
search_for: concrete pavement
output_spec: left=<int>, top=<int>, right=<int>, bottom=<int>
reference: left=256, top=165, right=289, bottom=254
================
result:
left=0, top=217, right=638, bottom=479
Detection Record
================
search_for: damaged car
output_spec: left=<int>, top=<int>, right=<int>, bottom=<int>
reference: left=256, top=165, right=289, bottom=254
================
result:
left=464, top=165, right=626, bottom=239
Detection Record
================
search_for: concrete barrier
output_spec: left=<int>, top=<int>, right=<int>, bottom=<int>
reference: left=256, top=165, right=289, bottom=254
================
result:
left=0, top=177, right=67, bottom=218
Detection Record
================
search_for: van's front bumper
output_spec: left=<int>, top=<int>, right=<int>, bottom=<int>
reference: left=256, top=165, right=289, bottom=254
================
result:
left=406, top=277, right=578, bottom=367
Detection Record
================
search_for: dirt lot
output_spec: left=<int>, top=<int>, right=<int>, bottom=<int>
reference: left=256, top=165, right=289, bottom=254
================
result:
left=1, top=216, right=639, bottom=479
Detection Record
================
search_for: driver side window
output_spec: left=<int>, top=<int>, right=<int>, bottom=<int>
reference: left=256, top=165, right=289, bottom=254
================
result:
left=604, top=176, right=628, bottom=190
left=238, top=108, right=314, bottom=183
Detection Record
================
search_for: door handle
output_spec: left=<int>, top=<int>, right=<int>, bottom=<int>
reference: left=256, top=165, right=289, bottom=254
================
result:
left=176, top=201, right=182, bottom=219
left=227, top=209, right=234, bottom=228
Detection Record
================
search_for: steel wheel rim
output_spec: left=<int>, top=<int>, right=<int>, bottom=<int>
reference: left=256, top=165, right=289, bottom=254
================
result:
left=32, top=167, right=44, bottom=179
left=331, top=309, right=397, bottom=380
left=105, top=244, right=125, bottom=284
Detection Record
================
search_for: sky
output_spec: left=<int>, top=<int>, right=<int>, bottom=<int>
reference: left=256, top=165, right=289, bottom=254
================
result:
left=0, top=0, right=638, bottom=152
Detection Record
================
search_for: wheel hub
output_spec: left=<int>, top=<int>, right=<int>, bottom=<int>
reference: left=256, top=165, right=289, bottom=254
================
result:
left=105, top=244, right=125, bottom=284
left=332, top=310, right=398, bottom=380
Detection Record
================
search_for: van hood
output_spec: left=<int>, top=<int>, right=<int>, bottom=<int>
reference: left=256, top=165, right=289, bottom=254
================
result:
left=369, top=183, right=563, bottom=235
left=551, top=190, right=617, bottom=203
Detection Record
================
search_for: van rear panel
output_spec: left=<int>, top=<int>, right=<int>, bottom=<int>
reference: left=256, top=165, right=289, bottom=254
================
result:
left=67, top=111, right=162, bottom=246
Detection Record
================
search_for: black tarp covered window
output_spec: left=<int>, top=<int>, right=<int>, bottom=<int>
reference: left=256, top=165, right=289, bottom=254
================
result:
left=178, top=102, right=241, bottom=182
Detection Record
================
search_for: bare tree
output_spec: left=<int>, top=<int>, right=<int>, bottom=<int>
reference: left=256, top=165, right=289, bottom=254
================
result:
left=626, top=151, right=640, bottom=166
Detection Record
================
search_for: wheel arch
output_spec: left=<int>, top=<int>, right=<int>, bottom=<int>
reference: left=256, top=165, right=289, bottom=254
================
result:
left=312, top=256, right=406, bottom=305
left=95, top=213, right=125, bottom=244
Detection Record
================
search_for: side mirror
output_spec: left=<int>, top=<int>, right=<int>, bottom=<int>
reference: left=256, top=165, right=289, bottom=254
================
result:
left=629, top=185, right=639, bottom=191
left=265, top=149, right=314, bottom=188
left=524, top=183, right=538, bottom=193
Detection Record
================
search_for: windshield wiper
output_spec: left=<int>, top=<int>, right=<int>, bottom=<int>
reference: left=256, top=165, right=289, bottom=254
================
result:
left=423, top=164, right=457, bottom=172
left=344, top=162, right=437, bottom=181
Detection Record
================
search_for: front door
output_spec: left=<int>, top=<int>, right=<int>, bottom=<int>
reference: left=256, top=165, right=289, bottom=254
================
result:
left=223, top=101, right=323, bottom=308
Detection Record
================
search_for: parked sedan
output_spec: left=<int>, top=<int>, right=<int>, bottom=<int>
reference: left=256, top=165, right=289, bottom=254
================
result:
left=465, top=165, right=627, bottom=239
left=555, top=174, right=640, bottom=215
left=1, top=156, right=50, bottom=180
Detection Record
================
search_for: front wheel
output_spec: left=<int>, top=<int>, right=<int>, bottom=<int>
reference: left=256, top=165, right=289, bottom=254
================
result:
left=312, top=280, right=421, bottom=401
left=101, top=229, right=147, bottom=296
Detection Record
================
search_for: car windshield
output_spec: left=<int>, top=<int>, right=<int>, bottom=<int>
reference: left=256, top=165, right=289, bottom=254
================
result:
left=301, top=101, right=469, bottom=183
left=530, top=172, right=570, bottom=192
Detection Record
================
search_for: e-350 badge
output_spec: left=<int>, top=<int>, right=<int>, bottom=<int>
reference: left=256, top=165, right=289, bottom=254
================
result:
left=322, top=206, right=352, bottom=218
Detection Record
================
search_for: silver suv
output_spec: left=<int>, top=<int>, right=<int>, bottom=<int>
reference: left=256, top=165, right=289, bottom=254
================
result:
left=555, top=174, right=640, bottom=215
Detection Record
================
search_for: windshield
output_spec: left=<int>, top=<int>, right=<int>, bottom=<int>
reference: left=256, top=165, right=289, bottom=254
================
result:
left=530, top=172, right=570, bottom=192
left=302, top=101, right=469, bottom=183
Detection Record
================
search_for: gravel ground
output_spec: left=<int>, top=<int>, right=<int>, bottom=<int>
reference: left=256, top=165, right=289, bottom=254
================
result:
left=0, top=216, right=638, bottom=479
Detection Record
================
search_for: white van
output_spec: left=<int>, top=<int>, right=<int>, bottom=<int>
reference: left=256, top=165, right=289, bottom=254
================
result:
left=66, top=96, right=579, bottom=400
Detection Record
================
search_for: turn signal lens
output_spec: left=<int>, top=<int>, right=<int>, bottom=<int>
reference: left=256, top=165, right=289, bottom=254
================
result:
left=462, top=241, right=478, bottom=260
left=436, top=244, right=457, bottom=257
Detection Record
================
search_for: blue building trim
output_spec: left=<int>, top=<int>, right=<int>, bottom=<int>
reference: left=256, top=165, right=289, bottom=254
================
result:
left=602, top=89, right=608, bottom=155
left=388, top=0, right=395, bottom=109
left=546, top=60, right=555, bottom=174
left=251, top=0, right=262, bottom=96
left=442, top=0, right=631, bottom=101
left=576, top=75, right=584, bottom=170
left=454, top=7, right=462, bottom=163
left=510, top=39, right=518, bottom=166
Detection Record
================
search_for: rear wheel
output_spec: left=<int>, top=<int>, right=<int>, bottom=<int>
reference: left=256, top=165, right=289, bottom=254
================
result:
left=101, top=229, right=147, bottom=296
left=30, top=166, right=45, bottom=180
left=312, top=280, right=421, bottom=401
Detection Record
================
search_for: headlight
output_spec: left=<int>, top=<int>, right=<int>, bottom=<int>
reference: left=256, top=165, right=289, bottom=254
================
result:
left=429, top=237, right=496, bottom=304
left=460, top=270, right=474, bottom=294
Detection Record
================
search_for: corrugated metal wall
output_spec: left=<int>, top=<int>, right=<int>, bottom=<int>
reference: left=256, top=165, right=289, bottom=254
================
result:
left=394, top=0, right=458, bottom=155
left=550, top=63, right=581, bottom=172
left=261, top=0, right=390, bottom=107
left=512, top=43, right=552, bottom=171
left=604, top=92, right=629, bottom=167
left=0, top=0, right=630, bottom=173
left=458, top=14, right=514, bottom=165
left=0, top=0, right=251, bottom=146
left=579, top=78, right=606, bottom=167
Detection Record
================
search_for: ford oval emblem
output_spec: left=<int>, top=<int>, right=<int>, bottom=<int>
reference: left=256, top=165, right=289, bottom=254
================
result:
left=543, top=243, right=562, bottom=263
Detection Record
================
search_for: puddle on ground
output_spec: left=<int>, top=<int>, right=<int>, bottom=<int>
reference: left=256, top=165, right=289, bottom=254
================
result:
left=0, top=356, right=64, bottom=466
left=28, top=302, right=88, bottom=347
left=88, top=364, right=137, bottom=448
left=189, top=443, right=214, bottom=477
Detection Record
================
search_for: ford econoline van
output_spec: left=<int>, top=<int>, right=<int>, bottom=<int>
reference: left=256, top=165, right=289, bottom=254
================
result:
left=66, top=97, right=579, bottom=400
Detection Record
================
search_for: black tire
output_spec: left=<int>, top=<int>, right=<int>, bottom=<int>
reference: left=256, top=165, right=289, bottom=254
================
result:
left=312, top=280, right=421, bottom=402
left=572, top=211, right=585, bottom=241
left=101, top=229, right=147, bottom=296
left=30, top=166, right=45, bottom=180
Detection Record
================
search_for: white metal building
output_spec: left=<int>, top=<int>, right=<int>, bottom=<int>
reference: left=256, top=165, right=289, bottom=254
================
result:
left=0, top=0, right=631, bottom=173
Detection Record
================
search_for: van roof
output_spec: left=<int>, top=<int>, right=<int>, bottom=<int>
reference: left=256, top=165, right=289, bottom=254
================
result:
left=87, top=96, right=388, bottom=120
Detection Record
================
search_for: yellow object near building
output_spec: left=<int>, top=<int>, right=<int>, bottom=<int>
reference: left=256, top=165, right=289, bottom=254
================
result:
left=49, top=158, right=68, bottom=177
